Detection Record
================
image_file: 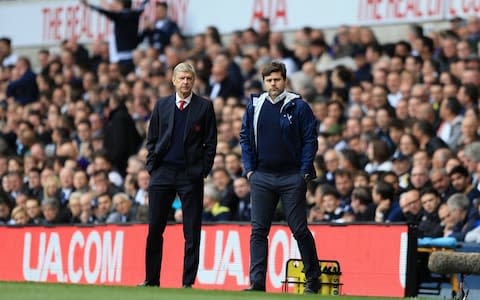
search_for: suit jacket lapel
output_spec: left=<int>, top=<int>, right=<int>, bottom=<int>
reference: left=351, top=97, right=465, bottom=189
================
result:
left=165, top=95, right=175, bottom=136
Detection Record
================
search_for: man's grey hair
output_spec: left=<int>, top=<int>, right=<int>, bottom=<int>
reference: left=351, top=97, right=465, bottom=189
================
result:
left=42, top=198, right=59, bottom=209
left=429, top=168, right=447, bottom=178
left=204, top=184, right=220, bottom=201
left=173, top=62, right=196, bottom=78
left=447, top=193, right=470, bottom=211
left=464, top=141, right=480, bottom=162
left=113, top=193, right=132, bottom=203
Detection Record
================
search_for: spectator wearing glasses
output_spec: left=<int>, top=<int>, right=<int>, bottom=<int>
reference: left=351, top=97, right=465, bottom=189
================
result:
left=399, top=189, right=423, bottom=223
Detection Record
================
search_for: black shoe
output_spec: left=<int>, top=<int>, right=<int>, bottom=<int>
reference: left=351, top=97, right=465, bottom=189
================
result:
left=182, top=284, right=192, bottom=289
left=138, top=281, right=159, bottom=287
left=243, top=284, right=266, bottom=292
left=304, top=278, right=320, bottom=294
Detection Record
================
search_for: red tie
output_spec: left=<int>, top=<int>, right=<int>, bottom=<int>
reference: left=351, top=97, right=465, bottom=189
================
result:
left=179, top=100, right=185, bottom=111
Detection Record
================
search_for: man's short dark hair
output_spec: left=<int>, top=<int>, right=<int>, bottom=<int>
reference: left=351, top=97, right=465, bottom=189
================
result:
left=156, top=1, right=168, bottom=9
left=415, top=120, right=435, bottom=138
left=262, top=62, right=286, bottom=80
left=29, top=167, right=41, bottom=174
left=367, top=43, right=383, bottom=55
left=38, top=49, right=49, bottom=56
left=396, top=40, right=412, bottom=54
left=421, top=36, right=434, bottom=53
left=409, top=24, right=424, bottom=38
left=311, top=38, right=327, bottom=48
left=448, top=165, right=469, bottom=178
left=389, top=118, right=404, bottom=130
left=464, top=84, right=479, bottom=105
left=352, top=187, right=372, bottom=206
left=0, top=37, right=11, bottom=47
left=444, top=97, right=462, bottom=116
left=212, top=167, right=229, bottom=177
left=335, top=169, right=352, bottom=180
left=119, top=0, right=132, bottom=9
left=77, top=119, right=91, bottom=129
left=93, top=149, right=111, bottom=163
left=323, top=188, right=340, bottom=200
left=93, top=170, right=108, bottom=180
left=420, top=186, right=440, bottom=198
left=375, top=181, right=394, bottom=201
left=410, top=55, right=424, bottom=66
left=335, top=65, right=353, bottom=84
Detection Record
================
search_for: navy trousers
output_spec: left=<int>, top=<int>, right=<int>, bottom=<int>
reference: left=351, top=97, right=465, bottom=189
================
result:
left=145, top=164, right=204, bottom=286
left=248, top=171, right=320, bottom=287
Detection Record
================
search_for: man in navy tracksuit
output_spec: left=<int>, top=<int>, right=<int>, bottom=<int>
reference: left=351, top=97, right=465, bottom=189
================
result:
left=81, top=0, right=148, bottom=75
left=240, top=62, right=321, bottom=293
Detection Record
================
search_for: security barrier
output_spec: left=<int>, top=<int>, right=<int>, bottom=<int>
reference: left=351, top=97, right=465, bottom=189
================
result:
left=0, top=223, right=416, bottom=297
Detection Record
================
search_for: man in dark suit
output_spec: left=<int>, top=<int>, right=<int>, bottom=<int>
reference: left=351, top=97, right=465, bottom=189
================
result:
left=142, top=62, right=217, bottom=288
left=81, top=0, right=148, bottom=75
left=103, top=93, right=143, bottom=176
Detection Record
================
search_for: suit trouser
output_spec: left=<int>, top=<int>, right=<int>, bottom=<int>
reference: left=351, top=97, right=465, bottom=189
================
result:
left=145, top=164, right=203, bottom=286
left=249, top=171, right=320, bottom=287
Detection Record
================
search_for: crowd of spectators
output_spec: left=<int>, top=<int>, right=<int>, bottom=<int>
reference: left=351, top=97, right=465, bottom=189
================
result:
left=1, top=1, right=480, bottom=243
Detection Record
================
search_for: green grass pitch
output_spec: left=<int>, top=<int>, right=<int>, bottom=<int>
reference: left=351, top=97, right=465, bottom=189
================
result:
left=0, top=281, right=438, bottom=300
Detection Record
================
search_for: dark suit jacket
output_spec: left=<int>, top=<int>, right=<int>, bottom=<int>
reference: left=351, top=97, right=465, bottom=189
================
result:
left=6, top=69, right=39, bottom=105
left=104, top=104, right=143, bottom=175
left=206, top=76, right=243, bottom=100
left=146, top=94, right=217, bottom=178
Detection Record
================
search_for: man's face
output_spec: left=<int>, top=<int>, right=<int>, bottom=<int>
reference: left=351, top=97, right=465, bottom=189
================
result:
left=393, top=159, right=410, bottom=175
left=93, top=175, right=109, bottom=194
left=137, top=171, right=150, bottom=190
left=42, top=205, right=58, bottom=221
left=450, top=173, right=468, bottom=192
left=0, top=203, right=9, bottom=220
left=324, top=151, right=339, bottom=172
left=400, top=191, right=421, bottom=215
left=110, top=0, right=124, bottom=11
left=449, top=207, right=465, bottom=224
left=322, top=195, right=339, bottom=213
left=155, top=5, right=167, bottom=20
left=73, top=171, right=88, bottom=189
left=60, top=169, right=73, bottom=188
left=233, top=178, right=249, bottom=198
left=8, top=174, right=22, bottom=191
left=97, top=195, right=112, bottom=215
left=411, top=167, right=429, bottom=189
left=28, top=171, right=41, bottom=188
left=115, top=198, right=131, bottom=215
left=263, top=71, right=286, bottom=100
left=172, top=71, right=194, bottom=97
left=0, top=41, right=8, bottom=56
left=413, top=152, right=430, bottom=169
left=26, top=200, right=40, bottom=219
left=421, top=193, right=440, bottom=214
left=213, top=171, right=230, bottom=190
left=77, top=123, right=91, bottom=142
left=438, top=205, right=452, bottom=226
left=335, top=175, right=352, bottom=197
left=225, top=155, right=240, bottom=175
left=431, top=172, right=449, bottom=192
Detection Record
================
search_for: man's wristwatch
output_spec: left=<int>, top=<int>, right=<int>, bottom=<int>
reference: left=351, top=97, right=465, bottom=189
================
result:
left=303, top=173, right=311, bottom=182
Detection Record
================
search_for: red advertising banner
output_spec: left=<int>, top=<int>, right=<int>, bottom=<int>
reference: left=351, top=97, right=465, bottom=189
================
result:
left=0, top=223, right=411, bottom=297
